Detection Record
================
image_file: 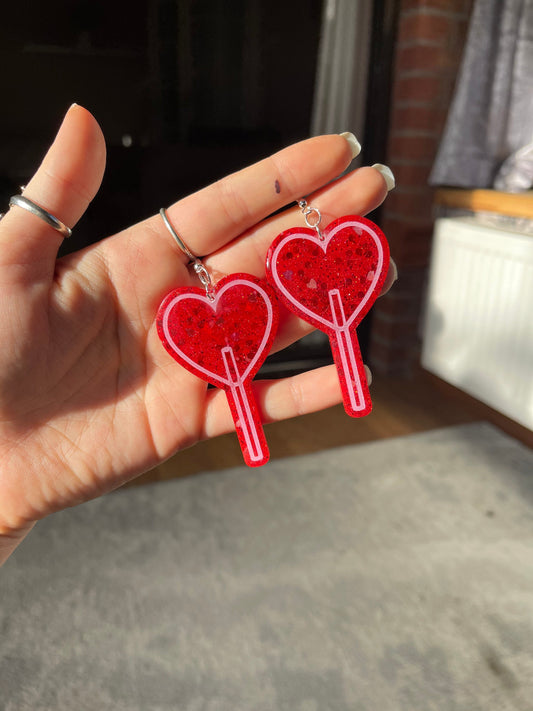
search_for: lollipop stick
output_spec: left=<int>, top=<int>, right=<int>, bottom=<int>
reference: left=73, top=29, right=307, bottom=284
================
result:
left=328, top=289, right=371, bottom=417
left=222, top=346, right=269, bottom=466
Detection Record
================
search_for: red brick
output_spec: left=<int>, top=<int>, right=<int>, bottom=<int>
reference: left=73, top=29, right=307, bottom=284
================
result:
left=382, top=226, right=433, bottom=268
left=373, top=310, right=420, bottom=327
left=396, top=44, right=458, bottom=73
left=385, top=187, right=435, bottom=223
left=401, top=231, right=434, bottom=266
left=389, top=161, right=433, bottom=188
left=388, top=132, right=440, bottom=162
left=393, top=74, right=444, bottom=103
left=374, top=0, right=473, bottom=377
left=374, top=293, right=423, bottom=321
left=401, top=0, right=473, bottom=14
left=368, top=340, right=421, bottom=375
left=369, top=339, right=411, bottom=361
left=398, top=12, right=457, bottom=45
left=439, top=69, right=463, bottom=99
left=372, top=315, right=420, bottom=346
left=382, top=264, right=428, bottom=292
left=448, top=17, right=471, bottom=51
left=382, top=215, right=434, bottom=237
left=380, top=217, right=435, bottom=268
left=391, top=104, right=448, bottom=134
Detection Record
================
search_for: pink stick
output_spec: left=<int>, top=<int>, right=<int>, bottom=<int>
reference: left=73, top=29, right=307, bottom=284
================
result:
left=328, top=289, right=371, bottom=417
left=222, top=347, right=269, bottom=466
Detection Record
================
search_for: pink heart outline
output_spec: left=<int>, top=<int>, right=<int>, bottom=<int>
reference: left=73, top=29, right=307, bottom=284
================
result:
left=269, top=217, right=386, bottom=331
left=159, top=277, right=275, bottom=387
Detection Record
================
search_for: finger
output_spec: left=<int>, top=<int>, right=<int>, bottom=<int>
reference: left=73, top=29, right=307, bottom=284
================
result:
left=111, top=158, right=396, bottom=348
left=0, top=104, right=106, bottom=283
left=201, top=363, right=372, bottom=440
left=139, top=133, right=358, bottom=260
left=380, top=258, right=398, bottom=296
left=204, top=165, right=397, bottom=353
left=100, top=133, right=358, bottom=319
left=207, top=165, right=391, bottom=276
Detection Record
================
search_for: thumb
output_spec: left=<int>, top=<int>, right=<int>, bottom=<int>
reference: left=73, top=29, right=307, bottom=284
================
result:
left=0, top=104, right=106, bottom=282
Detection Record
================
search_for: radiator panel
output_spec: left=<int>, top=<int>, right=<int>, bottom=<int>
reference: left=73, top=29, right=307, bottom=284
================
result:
left=421, top=217, right=533, bottom=430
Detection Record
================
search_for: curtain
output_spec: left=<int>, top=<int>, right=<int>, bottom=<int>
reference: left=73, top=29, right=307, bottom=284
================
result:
left=430, top=0, right=533, bottom=189
left=311, top=0, right=373, bottom=148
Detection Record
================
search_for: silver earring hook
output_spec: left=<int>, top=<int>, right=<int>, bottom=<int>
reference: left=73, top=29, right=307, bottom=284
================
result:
left=160, top=208, right=215, bottom=300
left=298, top=199, right=324, bottom=240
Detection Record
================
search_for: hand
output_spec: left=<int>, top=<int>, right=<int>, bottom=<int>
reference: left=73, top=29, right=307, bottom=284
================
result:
left=0, top=105, right=394, bottom=561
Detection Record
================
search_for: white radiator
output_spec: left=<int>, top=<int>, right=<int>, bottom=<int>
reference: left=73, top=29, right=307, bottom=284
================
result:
left=421, top=217, right=533, bottom=431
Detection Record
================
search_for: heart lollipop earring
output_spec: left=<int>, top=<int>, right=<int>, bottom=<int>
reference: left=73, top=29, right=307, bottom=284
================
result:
left=157, top=209, right=279, bottom=467
left=266, top=200, right=389, bottom=418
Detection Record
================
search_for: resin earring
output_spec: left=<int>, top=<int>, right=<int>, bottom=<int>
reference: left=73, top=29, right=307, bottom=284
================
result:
left=157, top=209, right=278, bottom=467
left=266, top=201, right=389, bottom=417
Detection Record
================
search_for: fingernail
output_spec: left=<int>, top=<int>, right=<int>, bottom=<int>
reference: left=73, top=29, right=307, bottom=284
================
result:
left=372, top=163, right=395, bottom=191
left=390, top=258, right=398, bottom=283
left=340, top=132, right=361, bottom=160
left=364, top=364, right=373, bottom=387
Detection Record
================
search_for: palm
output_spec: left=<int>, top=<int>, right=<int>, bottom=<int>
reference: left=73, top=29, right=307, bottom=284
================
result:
left=1, top=246, right=202, bottom=505
left=0, top=106, right=392, bottom=543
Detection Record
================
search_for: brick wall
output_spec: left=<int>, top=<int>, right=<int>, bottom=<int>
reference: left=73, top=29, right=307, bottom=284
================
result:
left=369, top=0, right=473, bottom=374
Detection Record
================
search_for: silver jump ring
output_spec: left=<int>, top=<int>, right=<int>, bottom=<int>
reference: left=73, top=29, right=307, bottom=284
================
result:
left=298, top=199, right=324, bottom=240
left=303, top=206, right=322, bottom=229
left=160, top=207, right=215, bottom=300
left=7, top=195, right=72, bottom=238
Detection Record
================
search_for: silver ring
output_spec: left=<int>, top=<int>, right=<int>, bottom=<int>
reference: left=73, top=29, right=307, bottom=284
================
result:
left=8, top=195, right=72, bottom=238
left=159, top=207, right=215, bottom=300
left=159, top=207, right=197, bottom=262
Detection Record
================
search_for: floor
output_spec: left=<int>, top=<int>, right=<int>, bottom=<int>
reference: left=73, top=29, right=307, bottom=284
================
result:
left=134, top=369, right=533, bottom=485
left=6, top=421, right=533, bottom=711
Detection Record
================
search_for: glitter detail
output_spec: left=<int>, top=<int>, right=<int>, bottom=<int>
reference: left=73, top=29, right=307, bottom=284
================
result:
left=157, top=274, right=279, bottom=467
left=267, top=215, right=389, bottom=418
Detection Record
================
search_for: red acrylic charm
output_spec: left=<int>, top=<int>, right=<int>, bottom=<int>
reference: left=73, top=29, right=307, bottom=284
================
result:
left=157, top=274, right=278, bottom=467
left=267, top=215, right=389, bottom=417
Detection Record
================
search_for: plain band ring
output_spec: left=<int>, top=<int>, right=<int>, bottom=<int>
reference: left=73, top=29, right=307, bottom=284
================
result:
left=159, top=207, right=215, bottom=299
left=8, top=195, right=72, bottom=238
left=159, top=207, right=196, bottom=262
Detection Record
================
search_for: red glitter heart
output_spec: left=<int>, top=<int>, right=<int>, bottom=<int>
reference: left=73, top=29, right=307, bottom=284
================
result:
left=267, top=215, right=389, bottom=417
left=157, top=274, right=278, bottom=467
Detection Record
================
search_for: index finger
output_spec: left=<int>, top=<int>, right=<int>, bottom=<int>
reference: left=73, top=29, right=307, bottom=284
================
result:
left=140, top=132, right=359, bottom=260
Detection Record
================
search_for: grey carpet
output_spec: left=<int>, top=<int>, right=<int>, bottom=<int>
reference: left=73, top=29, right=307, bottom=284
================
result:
left=1, top=422, right=533, bottom=711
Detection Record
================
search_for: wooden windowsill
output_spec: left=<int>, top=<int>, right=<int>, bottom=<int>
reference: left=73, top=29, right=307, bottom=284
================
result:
left=435, top=188, right=533, bottom=220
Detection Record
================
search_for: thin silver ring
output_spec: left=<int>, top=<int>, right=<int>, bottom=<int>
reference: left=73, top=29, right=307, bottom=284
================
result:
left=160, top=207, right=215, bottom=300
left=8, top=195, right=72, bottom=238
left=159, top=207, right=197, bottom=262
